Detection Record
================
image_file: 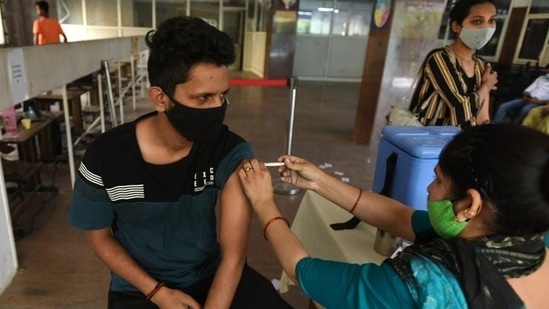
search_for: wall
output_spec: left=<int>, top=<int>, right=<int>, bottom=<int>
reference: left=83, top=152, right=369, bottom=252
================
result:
left=243, top=31, right=267, bottom=77
left=0, top=38, right=138, bottom=108
left=86, top=0, right=118, bottom=26
left=62, top=24, right=150, bottom=42
left=0, top=37, right=144, bottom=294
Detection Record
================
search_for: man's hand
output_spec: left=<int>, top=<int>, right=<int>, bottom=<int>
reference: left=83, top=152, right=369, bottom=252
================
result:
left=151, top=287, right=201, bottom=309
left=524, top=96, right=541, bottom=104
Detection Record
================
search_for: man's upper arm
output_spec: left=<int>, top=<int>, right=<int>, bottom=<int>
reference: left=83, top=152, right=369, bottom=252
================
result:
left=217, top=169, right=252, bottom=258
left=215, top=139, right=254, bottom=256
left=69, top=175, right=114, bottom=230
left=32, top=20, right=39, bottom=34
left=57, top=22, right=65, bottom=35
left=69, top=147, right=114, bottom=230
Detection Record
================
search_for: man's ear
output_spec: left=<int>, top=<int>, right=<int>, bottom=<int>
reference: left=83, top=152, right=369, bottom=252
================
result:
left=455, top=189, right=483, bottom=221
left=148, top=86, right=169, bottom=112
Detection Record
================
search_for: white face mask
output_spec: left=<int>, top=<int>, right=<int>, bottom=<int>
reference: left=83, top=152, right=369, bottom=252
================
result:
left=459, top=27, right=496, bottom=50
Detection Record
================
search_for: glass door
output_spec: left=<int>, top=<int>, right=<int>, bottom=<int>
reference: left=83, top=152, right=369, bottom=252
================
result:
left=223, top=7, right=246, bottom=70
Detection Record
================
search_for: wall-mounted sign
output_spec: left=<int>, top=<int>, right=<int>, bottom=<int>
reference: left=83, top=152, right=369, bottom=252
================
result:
left=274, top=0, right=299, bottom=11
left=7, top=49, right=29, bottom=105
left=374, top=0, right=392, bottom=29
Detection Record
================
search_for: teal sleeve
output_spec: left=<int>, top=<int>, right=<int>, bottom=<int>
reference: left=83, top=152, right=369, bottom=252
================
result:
left=545, top=232, right=549, bottom=248
left=69, top=169, right=114, bottom=230
left=411, top=210, right=431, bottom=235
left=296, top=257, right=415, bottom=309
left=216, top=142, right=253, bottom=188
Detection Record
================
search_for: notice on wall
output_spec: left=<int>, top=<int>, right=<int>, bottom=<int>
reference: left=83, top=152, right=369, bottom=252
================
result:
left=7, top=48, right=29, bottom=105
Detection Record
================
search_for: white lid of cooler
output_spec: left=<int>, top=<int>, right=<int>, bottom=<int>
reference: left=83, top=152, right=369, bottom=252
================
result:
left=381, top=126, right=461, bottom=159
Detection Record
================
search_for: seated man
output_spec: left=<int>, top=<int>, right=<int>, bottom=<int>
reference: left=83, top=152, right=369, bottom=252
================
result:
left=522, top=105, right=549, bottom=135
left=492, top=69, right=549, bottom=123
left=68, top=16, right=292, bottom=309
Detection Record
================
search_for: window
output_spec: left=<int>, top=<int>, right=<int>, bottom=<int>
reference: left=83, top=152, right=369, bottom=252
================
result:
left=59, top=0, right=84, bottom=24
left=157, top=0, right=190, bottom=26
left=516, top=0, right=549, bottom=62
left=190, top=1, right=219, bottom=28
left=437, top=2, right=451, bottom=40
left=529, top=0, right=549, bottom=14
left=87, top=0, right=117, bottom=26
left=518, top=19, right=549, bottom=60
left=331, top=0, right=371, bottom=36
left=249, top=0, right=268, bottom=32
left=122, top=0, right=153, bottom=28
left=297, top=0, right=333, bottom=35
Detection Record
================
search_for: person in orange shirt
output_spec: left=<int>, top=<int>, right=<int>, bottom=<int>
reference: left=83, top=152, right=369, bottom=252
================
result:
left=33, top=1, right=67, bottom=45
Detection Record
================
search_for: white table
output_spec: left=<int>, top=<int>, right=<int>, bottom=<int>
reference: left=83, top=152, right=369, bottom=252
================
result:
left=279, top=190, right=387, bottom=295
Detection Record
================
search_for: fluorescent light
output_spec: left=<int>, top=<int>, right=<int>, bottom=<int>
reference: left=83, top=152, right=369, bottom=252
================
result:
left=317, top=7, right=339, bottom=13
left=318, top=7, right=333, bottom=12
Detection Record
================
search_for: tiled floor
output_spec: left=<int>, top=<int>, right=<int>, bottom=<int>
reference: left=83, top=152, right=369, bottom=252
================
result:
left=0, top=75, right=381, bottom=309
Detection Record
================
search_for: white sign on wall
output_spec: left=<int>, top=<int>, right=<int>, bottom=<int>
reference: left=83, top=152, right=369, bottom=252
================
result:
left=7, top=49, right=29, bottom=105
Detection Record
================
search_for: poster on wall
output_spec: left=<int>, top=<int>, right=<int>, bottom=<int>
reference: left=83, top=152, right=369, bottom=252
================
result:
left=273, top=10, right=297, bottom=34
left=7, top=49, right=29, bottom=105
left=373, top=0, right=392, bottom=29
left=273, top=0, right=299, bottom=11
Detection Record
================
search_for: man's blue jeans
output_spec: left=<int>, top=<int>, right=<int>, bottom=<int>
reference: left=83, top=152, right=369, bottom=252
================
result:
left=492, top=98, right=538, bottom=123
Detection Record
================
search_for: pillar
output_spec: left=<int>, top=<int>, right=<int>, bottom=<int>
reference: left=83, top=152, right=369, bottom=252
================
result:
left=353, top=0, right=448, bottom=146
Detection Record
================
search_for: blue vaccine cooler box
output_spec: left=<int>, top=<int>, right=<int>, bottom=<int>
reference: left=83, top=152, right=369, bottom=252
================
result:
left=372, top=126, right=461, bottom=211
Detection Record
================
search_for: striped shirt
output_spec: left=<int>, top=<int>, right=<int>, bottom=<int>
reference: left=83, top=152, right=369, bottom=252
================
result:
left=410, top=47, right=487, bottom=129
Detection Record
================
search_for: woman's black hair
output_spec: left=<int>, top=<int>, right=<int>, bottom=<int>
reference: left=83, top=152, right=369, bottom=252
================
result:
left=439, top=124, right=549, bottom=235
left=144, top=16, right=235, bottom=97
left=448, top=0, right=496, bottom=36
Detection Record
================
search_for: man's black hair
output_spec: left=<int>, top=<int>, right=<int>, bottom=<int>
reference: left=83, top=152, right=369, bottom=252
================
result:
left=35, top=1, right=49, bottom=14
left=145, top=16, right=235, bottom=97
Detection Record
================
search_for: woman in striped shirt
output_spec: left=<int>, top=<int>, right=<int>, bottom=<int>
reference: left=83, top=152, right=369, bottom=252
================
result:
left=410, top=0, right=499, bottom=128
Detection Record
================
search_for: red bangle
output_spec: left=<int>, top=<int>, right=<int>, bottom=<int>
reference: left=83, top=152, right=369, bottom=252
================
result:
left=145, top=281, right=165, bottom=301
left=263, top=216, right=290, bottom=241
left=349, top=189, right=363, bottom=214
